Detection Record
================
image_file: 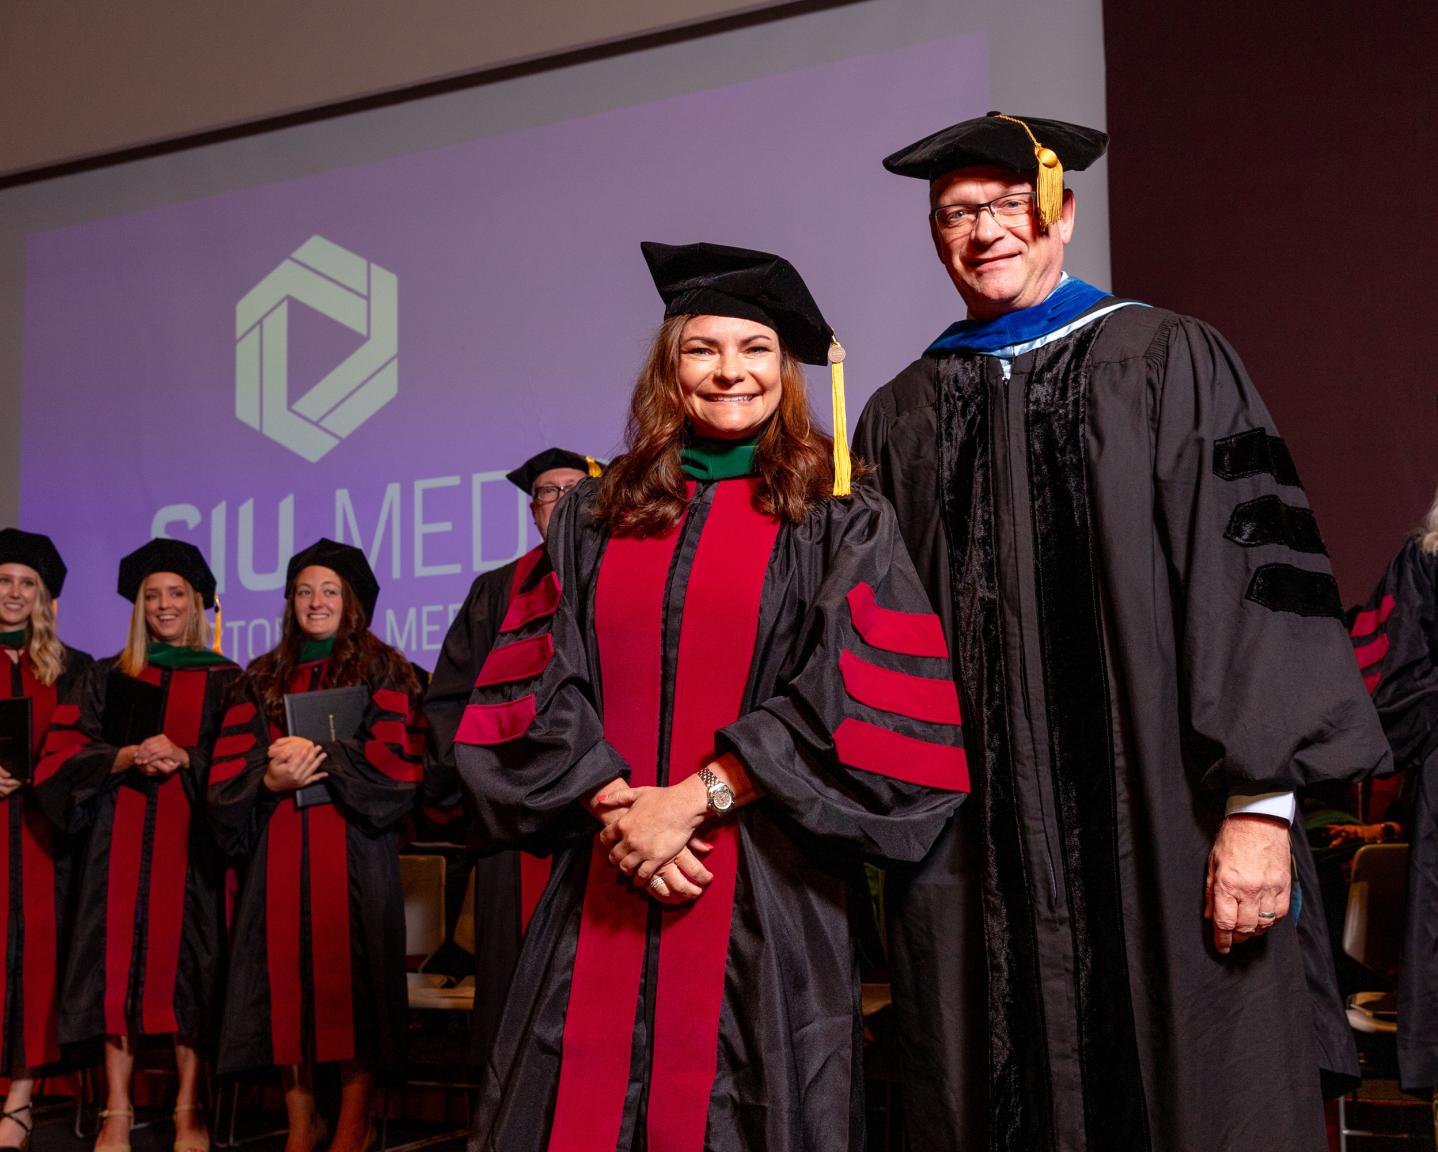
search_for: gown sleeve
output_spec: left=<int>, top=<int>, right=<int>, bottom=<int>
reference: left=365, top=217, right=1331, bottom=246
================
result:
left=1152, top=316, right=1392, bottom=793
left=1350, top=537, right=1438, bottom=773
left=422, top=566, right=510, bottom=808
left=321, top=664, right=426, bottom=834
left=716, top=487, right=968, bottom=865
left=207, top=681, right=281, bottom=857
left=33, top=657, right=121, bottom=832
left=453, top=486, right=630, bottom=853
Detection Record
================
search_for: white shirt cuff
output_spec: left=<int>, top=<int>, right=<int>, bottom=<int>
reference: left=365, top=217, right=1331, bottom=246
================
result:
left=1225, top=791, right=1297, bottom=824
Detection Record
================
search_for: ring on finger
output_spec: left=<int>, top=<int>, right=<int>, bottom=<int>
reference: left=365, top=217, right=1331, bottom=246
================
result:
left=649, top=875, right=667, bottom=891
left=1257, top=911, right=1277, bottom=920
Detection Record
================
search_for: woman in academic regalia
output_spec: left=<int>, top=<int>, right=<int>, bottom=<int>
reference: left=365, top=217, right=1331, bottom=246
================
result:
left=35, top=539, right=237, bottom=1152
left=209, top=539, right=423, bottom=1152
left=0, top=529, right=92, bottom=1150
left=454, top=242, right=970, bottom=1152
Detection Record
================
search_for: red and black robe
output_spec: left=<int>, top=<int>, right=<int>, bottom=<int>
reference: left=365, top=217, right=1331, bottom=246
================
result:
left=208, top=655, right=424, bottom=1072
left=455, top=478, right=968, bottom=1152
left=35, top=654, right=239, bottom=1046
left=1349, top=537, right=1438, bottom=1093
left=0, top=641, right=92, bottom=1072
left=424, top=544, right=553, bottom=1066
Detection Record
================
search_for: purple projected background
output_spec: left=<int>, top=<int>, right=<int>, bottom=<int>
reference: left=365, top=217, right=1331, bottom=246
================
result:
left=22, top=35, right=987, bottom=667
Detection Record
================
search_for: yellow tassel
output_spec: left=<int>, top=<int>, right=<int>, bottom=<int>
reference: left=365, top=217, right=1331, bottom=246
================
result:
left=585, top=455, right=602, bottom=478
left=829, top=338, right=852, bottom=498
left=993, top=113, right=1064, bottom=228
left=212, top=596, right=224, bottom=655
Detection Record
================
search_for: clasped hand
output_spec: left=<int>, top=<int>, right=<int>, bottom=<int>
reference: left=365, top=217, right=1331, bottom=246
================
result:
left=0, top=768, right=21, bottom=798
left=132, top=734, right=189, bottom=778
left=590, top=773, right=716, bottom=906
left=263, top=736, right=328, bottom=793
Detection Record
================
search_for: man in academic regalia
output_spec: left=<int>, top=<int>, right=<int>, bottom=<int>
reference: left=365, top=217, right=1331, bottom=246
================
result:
left=853, top=112, right=1392, bottom=1152
left=423, top=447, right=602, bottom=1066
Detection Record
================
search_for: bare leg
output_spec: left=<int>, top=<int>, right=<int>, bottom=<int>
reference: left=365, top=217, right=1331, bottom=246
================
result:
left=281, top=1065, right=323, bottom=1152
left=0, top=1072, right=34, bottom=1144
left=172, top=1039, right=209, bottom=1146
left=328, top=1061, right=374, bottom=1152
left=96, top=1034, right=135, bottom=1146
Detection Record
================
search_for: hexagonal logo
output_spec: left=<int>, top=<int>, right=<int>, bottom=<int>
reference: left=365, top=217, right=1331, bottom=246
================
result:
left=235, top=235, right=398, bottom=462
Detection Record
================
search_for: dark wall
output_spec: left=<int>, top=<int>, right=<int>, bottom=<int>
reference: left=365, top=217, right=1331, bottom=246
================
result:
left=1103, top=2, right=1438, bottom=602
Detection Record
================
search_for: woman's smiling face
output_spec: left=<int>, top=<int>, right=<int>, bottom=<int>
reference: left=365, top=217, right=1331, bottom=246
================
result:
left=676, top=314, right=782, bottom=440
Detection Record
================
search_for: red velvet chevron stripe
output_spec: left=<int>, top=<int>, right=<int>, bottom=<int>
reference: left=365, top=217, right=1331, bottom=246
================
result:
left=839, top=648, right=961, bottom=724
left=834, top=717, right=969, bottom=791
left=847, top=581, right=948, bottom=658
left=456, top=696, right=537, bottom=744
left=475, top=633, right=555, bottom=688
left=1351, top=593, right=1397, bottom=696
left=500, top=571, right=561, bottom=633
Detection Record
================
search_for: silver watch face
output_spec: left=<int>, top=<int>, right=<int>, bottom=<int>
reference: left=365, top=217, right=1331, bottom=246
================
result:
left=708, top=783, right=735, bottom=812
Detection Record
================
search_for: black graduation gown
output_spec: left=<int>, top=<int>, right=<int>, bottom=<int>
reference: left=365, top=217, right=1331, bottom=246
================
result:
left=35, top=654, right=239, bottom=1047
left=1349, top=536, right=1438, bottom=1091
left=853, top=302, right=1391, bottom=1152
left=208, top=655, right=423, bottom=1073
left=455, top=477, right=968, bottom=1152
left=424, top=545, right=554, bottom=1067
left=0, top=642, right=92, bottom=1072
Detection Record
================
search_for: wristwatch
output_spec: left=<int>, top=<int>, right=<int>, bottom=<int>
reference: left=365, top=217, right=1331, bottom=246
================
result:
left=698, top=766, right=735, bottom=815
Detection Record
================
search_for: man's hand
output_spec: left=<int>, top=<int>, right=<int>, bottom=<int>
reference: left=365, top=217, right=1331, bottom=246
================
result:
left=0, top=768, right=20, bottom=798
left=1206, top=813, right=1291, bottom=954
left=1327, top=822, right=1398, bottom=846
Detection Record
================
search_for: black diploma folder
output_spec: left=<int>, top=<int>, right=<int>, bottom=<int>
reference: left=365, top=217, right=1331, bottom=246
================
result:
left=0, top=697, right=34, bottom=785
left=283, top=685, right=367, bottom=809
left=101, top=672, right=166, bottom=746
left=100, top=672, right=167, bottom=792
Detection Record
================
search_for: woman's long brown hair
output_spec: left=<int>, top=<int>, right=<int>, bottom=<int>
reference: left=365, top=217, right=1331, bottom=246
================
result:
left=596, top=314, right=842, bottom=536
left=240, top=576, right=417, bottom=728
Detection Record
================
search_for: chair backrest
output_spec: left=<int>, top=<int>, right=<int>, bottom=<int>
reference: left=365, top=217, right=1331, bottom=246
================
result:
left=1343, top=843, right=1409, bottom=977
left=453, top=866, right=478, bottom=956
left=400, top=853, right=447, bottom=960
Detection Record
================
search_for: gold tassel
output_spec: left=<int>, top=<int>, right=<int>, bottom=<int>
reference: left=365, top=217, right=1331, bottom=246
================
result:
left=829, top=338, right=852, bottom=498
left=212, top=596, right=224, bottom=655
left=993, top=113, right=1064, bottom=228
left=585, top=455, right=602, bottom=478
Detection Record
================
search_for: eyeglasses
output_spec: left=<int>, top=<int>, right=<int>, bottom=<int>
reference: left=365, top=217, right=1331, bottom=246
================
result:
left=931, top=191, right=1036, bottom=235
left=532, top=482, right=580, bottom=506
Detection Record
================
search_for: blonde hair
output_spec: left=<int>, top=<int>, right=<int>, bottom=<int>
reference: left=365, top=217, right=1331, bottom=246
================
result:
left=116, top=577, right=211, bottom=677
left=1421, top=484, right=1438, bottom=555
left=25, top=582, right=66, bottom=687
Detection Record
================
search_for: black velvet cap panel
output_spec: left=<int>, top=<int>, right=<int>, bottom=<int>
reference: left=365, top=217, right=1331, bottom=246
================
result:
left=0, top=527, right=68, bottom=597
left=883, top=111, right=1108, bottom=181
left=286, top=537, right=380, bottom=624
left=118, top=538, right=217, bottom=607
left=641, top=241, right=835, bottom=365
left=505, top=448, right=600, bottom=495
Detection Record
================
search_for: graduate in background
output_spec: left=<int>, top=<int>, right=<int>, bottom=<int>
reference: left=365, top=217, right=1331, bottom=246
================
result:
left=209, top=539, right=423, bottom=1152
left=423, top=445, right=602, bottom=1069
left=0, top=529, right=92, bottom=1150
left=36, top=539, right=236, bottom=1152
left=456, top=242, right=968, bottom=1152
left=1349, top=490, right=1438, bottom=1096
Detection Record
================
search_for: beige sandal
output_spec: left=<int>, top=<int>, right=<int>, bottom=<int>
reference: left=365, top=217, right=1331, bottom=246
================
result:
left=95, top=1106, right=134, bottom=1152
left=172, top=1102, right=211, bottom=1152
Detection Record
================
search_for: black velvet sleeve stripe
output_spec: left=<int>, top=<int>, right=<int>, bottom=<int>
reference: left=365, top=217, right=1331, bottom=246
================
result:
left=1244, top=563, right=1343, bottom=619
left=1212, top=428, right=1302, bottom=487
left=1223, top=495, right=1327, bottom=554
